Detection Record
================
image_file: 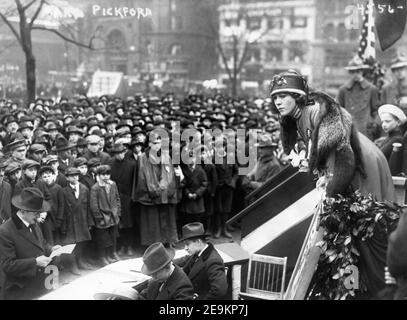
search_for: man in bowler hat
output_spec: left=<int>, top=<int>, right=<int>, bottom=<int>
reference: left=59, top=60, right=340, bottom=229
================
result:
left=0, top=187, right=61, bottom=299
left=138, top=242, right=194, bottom=300
left=175, top=222, right=228, bottom=300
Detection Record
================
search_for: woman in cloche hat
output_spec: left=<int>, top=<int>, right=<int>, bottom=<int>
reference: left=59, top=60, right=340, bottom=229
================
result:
left=269, top=69, right=395, bottom=298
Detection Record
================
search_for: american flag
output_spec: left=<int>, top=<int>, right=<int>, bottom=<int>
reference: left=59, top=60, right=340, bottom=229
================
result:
left=358, top=0, right=376, bottom=60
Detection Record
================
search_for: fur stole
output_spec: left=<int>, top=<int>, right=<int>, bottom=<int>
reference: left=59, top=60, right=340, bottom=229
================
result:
left=280, top=91, right=366, bottom=197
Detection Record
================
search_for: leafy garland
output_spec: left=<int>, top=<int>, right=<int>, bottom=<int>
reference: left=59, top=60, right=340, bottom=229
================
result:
left=307, top=191, right=401, bottom=300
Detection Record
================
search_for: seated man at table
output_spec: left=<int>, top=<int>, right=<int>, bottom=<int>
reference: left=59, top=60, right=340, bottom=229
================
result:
left=138, top=242, right=194, bottom=300
left=175, top=222, right=228, bottom=300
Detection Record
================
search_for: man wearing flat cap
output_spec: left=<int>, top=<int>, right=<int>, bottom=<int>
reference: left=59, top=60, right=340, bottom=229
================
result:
left=3, top=138, right=26, bottom=167
left=138, top=242, right=194, bottom=300
left=337, top=55, right=380, bottom=135
left=0, top=187, right=61, bottom=300
left=174, top=222, right=228, bottom=300
left=13, top=160, right=50, bottom=211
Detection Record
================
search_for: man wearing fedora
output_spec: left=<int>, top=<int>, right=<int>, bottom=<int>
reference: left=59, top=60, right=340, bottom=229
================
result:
left=381, top=54, right=407, bottom=113
left=337, top=56, right=380, bottom=136
left=0, top=187, right=61, bottom=300
left=174, top=222, right=228, bottom=300
left=138, top=242, right=194, bottom=300
left=54, top=136, right=75, bottom=176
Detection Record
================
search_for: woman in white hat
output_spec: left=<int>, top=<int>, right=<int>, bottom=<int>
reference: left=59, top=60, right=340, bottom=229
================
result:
left=376, top=104, right=406, bottom=160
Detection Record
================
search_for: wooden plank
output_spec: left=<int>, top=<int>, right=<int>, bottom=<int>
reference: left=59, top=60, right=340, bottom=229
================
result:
left=284, top=201, right=323, bottom=300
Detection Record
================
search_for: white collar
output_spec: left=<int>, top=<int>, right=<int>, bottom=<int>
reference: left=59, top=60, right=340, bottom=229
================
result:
left=198, top=244, right=209, bottom=257
left=16, top=212, right=30, bottom=228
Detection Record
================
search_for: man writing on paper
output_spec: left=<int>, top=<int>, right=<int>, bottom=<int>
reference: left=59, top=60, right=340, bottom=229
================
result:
left=0, top=187, right=61, bottom=300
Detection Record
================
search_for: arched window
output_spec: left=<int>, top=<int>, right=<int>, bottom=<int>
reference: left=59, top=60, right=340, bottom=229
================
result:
left=107, top=29, right=126, bottom=50
left=337, top=23, right=347, bottom=41
left=323, top=23, right=335, bottom=41
left=169, top=44, right=183, bottom=55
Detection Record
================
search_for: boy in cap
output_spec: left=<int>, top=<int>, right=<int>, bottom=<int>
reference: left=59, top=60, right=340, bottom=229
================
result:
left=90, top=165, right=121, bottom=266
left=73, top=157, right=94, bottom=190
left=138, top=242, right=194, bottom=300
left=13, top=160, right=50, bottom=204
left=61, top=167, right=93, bottom=273
left=38, top=165, right=64, bottom=245
left=179, top=150, right=208, bottom=226
left=43, top=155, right=68, bottom=188
left=109, top=144, right=137, bottom=256
left=174, top=222, right=228, bottom=300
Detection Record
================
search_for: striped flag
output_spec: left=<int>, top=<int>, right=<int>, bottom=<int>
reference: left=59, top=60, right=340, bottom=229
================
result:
left=358, top=0, right=376, bottom=61
left=374, top=0, right=407, bottom=51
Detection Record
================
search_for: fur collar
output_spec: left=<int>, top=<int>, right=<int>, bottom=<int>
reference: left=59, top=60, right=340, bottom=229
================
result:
left=280, top=91, right=366, bottom=197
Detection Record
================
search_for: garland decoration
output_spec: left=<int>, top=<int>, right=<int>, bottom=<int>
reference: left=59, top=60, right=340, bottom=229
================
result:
left=307, top=191, right=401, bottom=300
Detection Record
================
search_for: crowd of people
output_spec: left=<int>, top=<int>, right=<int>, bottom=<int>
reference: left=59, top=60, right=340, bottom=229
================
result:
left=2, top=52, right=407, bottom=300
left=0, top=87, right=289, bottom=300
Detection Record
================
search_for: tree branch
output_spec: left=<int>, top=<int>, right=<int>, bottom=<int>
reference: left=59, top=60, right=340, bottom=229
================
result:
left=216, top=40, right=232, bottom=81
left=32, top=26, right=97, bottom=50
left=236, top=40, right=249, bottom=74
left=29, top=0, right=45, bottom=27
left=0, top=12, right=22, bottom=46
left=23, top=0, right=37, bottom=10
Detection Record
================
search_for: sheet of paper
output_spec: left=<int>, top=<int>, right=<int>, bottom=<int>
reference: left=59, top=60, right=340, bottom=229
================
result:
left=50, top=244, right=76, bottom=259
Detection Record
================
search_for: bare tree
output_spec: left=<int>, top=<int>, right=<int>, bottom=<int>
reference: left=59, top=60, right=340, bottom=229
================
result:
left=0, top=0, right=101, bottom=103
left=204, top=1, right=266, bottom=97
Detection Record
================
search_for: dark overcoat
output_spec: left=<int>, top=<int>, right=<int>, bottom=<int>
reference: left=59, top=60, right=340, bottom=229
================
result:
left=60, top=183, right=92, bottom=244
left=140, top=264, right=194, bottom=300
left=175, top=243, right=228, bottom=300
left=110, top=158, right=136, bottom=228
left=180, top=165, right=208, bottom=215
left=0, top=215, right=52, bottom=300
left=90, top=181, right=121, bottom=229
left=0, top=181, right=12, bottom=223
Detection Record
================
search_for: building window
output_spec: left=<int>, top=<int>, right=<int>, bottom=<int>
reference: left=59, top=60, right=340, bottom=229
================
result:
left=266, top=44, right=283, bottom=62
left=337, top=23, right=347, bottom=42
left=291, top=16, right=307, bottom=28
left=169, top=44, right=183, bottom=55
left=325, top=49, right=351, bottom=68
left=172, top=16, right=183, bottom=30
left=107, top=29, right=126, bottom=50
left=289, top=41, right=306, bottom=62
left=247, top=48, right=261, bottom=62
left=323, top=23, right=335, bottom=41
left=267, top=17, right=283, bottom=30
left=350, top=28, right=359, bottom=41
left=247, top=16, right=262, bottom=30
left=140, top=18, right=153, bottom=32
